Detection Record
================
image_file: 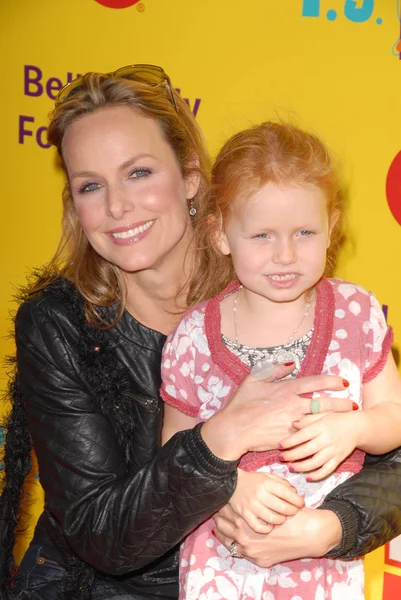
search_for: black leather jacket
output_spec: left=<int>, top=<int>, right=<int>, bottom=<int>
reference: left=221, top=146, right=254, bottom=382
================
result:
left=12, top=279, right=401, bottom=593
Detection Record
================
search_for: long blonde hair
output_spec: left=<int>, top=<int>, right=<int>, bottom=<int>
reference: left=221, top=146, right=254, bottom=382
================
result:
left=33, top=71, right=212, bottom=326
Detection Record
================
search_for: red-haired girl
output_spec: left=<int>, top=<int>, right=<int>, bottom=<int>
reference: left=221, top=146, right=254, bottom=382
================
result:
left=161, top=122, right=401, bottom=599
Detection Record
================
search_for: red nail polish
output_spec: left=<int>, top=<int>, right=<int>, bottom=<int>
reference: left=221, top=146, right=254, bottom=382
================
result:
left=342, top=379, right=350, bottom=388
left=352, top=402, right=359, bottom=411
left=278, top=454, right=285, bottom=461
left=278, top=443, right=283, bottom=449
left=293, top=420, right=300, bottom=424
left=288, top=465, right=295, bottom=472
left=306, top=476, right=313, bottom=482
left=284, top=361, right=295, bottom=366
left=211, top=530, right=216, bottom=537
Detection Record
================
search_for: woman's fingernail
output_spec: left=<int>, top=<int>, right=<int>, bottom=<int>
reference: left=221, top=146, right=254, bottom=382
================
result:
left=306, top=476, right=313, bottom=482
left=352, top=402, right=359, bottom=411
left=284, top=361, right=295, bottom=366
left=289, top=465, right=295, bottom=472
left=278, top=454, right=285, bottom=461
left=278, top=443, right=284, bottom=449
left=251, top=360, right=274, bottom=380
left=211, top=530, right=216, bottom=537
left=342, top=379, right=350, bottom=388
left=293, top=420, right=300, bottom=424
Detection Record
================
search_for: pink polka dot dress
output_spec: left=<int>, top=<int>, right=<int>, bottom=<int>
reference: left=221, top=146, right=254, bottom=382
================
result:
left=161, top=278, right=393, bottom=600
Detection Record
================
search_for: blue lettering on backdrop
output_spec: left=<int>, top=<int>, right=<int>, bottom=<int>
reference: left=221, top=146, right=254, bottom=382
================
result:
left=302, top=0, right=320, bottom=17
left=302, top=0, right=382, bottom=24
left=344, top=0, right=374, bottom=22
left=302, top=1, right=401, bottom=57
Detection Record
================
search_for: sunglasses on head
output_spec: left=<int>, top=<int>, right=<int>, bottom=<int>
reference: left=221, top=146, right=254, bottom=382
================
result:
left=55, top=63, right=177, bottom=111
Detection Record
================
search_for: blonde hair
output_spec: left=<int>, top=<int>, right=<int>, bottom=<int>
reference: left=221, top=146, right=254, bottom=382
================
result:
left=191, top=121, right=343, bottom=302
left=32, top=72, right=212, bottom=326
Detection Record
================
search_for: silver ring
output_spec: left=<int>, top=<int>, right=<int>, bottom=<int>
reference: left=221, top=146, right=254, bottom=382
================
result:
left=229, top=540, right=243, bottom=559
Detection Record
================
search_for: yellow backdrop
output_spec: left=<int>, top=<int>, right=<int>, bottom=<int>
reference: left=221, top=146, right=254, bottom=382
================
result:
left=1, top=1, right=401, bottom=597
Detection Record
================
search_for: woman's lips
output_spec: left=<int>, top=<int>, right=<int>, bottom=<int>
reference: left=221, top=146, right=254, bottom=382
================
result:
left=107, top=219, right=155, bottom=245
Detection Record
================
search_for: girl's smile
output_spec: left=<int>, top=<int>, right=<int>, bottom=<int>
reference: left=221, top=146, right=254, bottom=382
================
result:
left=218, top=180, right=338, bottom=305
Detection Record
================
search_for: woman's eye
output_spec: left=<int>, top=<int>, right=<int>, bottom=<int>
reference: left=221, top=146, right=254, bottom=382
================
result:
left=78, top=182, right=100, bottom=194
left=130, top=168, right=151, bottom=179
left=299, top=230, right=313, bottom=236
left=255, top=233, right=269, bottom=239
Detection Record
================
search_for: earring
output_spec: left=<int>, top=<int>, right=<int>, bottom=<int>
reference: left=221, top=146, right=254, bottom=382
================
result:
left=189, top=199, right=197, bottom=217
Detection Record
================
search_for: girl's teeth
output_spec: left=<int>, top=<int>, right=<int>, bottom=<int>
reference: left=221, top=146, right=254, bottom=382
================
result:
left=269, top=274, right=297, bottom=281
left=111, top=220, right=153, bottom=239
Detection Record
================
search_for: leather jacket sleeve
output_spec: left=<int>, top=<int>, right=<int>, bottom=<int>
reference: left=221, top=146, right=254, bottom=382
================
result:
left=320, top=447, right=401, bottom=558
left=15, top=295, right=238, bottom=576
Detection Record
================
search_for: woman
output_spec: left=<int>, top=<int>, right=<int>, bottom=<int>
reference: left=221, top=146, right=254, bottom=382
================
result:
left=1, top=64, right=400, bottom=600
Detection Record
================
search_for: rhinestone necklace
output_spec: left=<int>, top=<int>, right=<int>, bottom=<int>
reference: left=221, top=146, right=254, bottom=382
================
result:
left=233, top=285, right=312, bottom=345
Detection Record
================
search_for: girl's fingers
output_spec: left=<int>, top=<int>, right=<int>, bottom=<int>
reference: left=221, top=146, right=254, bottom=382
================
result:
left=259, top=496, right=302, bottom=518
left=242, top=511, right=277, bottom=533
left=264, top=473, right=294, bottom=486
left=292, top=413, right=326, bottom=429
left=301, top=458, right=337, bottom=481
left=280, top=439, right=321, bottom=462
left=288, top=448, right=331, bottom=473
left=264, top=483, right=305, bottom=509
left=279, top=427, right=318, bottom=451
left=247, top=506, right=287, bottom=526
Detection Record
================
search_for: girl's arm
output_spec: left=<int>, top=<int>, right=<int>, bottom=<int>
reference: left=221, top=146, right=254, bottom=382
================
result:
left=277, top=352, right=401, bottom=478
left=355, top=352, right=401, bottom=453
left=162, top=405, right=196, bottom=444
left=214, top=447, right=401, bottom=564
left=278, top=287, right=401, bottom=476
left=162, top=405, right=304, bottom=533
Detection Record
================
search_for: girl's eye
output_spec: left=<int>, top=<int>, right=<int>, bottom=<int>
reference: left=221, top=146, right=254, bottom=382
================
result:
left=299, top=230, right=313, bottom=236
left=129, top=168, right=151, bottom=179
left=254, top=233, right=270, bottom=239
left=78, top=182, right=100, bottom=194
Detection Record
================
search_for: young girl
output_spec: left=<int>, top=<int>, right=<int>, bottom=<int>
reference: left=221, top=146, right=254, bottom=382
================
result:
left=160, top=122, right=401, bottom=599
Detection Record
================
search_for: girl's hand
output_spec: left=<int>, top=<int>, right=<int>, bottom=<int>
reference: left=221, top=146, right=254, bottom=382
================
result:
left=278, top=411, right=362, bottom=480
left=213, top=504, right=342, bottom=568
left=201, top=363, right=354, bottom=462
left=228, top=469, right=304, bottom=533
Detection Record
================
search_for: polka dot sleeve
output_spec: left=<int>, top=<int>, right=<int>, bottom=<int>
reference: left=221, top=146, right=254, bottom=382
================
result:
left=160, top=309, right=205, bottom=418
left=362, top=292, right=394, bottom=383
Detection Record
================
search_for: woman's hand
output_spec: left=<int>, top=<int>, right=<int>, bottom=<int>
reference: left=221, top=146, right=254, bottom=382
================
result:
left=228, top=469, right=304, bottom=533
left=278, top=412, right=361, bottom=480
left=213, top=504, right=343, bottom=568
left=201, top=363, right=353, bottom=461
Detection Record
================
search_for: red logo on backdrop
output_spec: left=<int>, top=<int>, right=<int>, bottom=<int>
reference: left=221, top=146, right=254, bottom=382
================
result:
left=386, top=150, right=401, bottom=226
left=94, top=0, right=140, bottom=8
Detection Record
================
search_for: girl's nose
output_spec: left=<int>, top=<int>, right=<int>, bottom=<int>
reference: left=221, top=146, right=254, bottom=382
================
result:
left=272, top=239, right=296, bottom=265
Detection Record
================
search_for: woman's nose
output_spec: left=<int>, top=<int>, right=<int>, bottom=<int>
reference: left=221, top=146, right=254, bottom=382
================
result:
left=106, top=185, right=133, bottom=219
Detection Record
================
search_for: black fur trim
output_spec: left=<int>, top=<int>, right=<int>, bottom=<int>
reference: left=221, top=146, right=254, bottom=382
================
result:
left=0, top=361, right=33, bottom=596
left=1, top=274, right=140, bottom=599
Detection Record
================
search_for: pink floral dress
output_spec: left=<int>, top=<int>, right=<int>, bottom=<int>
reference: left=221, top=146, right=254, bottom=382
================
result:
left=161, top=278, right=393, bottom=600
